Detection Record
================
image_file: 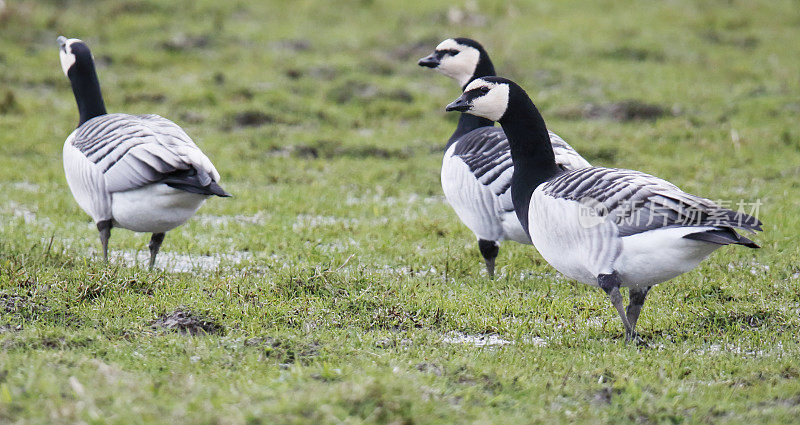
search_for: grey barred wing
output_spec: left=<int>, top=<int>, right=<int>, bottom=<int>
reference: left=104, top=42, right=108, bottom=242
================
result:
left=452, top=126, right=514, bottom=205
left=542, top=167, right=762, bottom=237
left=71, top=113, right=221, bottom=193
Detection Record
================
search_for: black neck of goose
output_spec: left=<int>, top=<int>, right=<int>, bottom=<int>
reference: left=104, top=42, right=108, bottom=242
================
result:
left=498, top=96, right=562, bottom=233
left=446, top=55, right=497, bottom=148
left=68, top=63, right=107, bottom=127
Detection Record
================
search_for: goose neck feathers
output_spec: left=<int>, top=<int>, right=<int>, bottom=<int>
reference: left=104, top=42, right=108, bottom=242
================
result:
left=59, top=37, right=107, bottom=126
left=489, top=78, right=560, bottom=178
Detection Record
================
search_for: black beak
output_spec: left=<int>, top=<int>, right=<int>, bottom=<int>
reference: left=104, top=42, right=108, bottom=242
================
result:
left=57, top=36, right=67, bottom=50
left=418, top=53, right=439, bottom=68
left=445, top=95, right=471, bottom=112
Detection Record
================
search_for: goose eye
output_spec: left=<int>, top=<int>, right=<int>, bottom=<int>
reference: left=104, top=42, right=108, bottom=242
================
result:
left=478, top=86, right=490, bottom=94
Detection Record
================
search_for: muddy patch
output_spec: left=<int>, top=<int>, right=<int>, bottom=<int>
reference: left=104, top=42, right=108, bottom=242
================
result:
left=268, top=140, right=414, bottom=160
left=416, top=362, right=444, bottom=377
left=270, top=38, right=311, bottom=52
left=230, top=110, right=276, bottom=128
left=161, top=34, right=209, bottom=51
left=244, top=336, right=319, bottom=364
left=1, top=292, right=47, bottom=320
left=151, top=307, right=224, bottom=336
left=0, top=90, right=19, bottom=114
left=600, top=46, right=665, bottom=62
left=591, top=386, right=619, bottom=405
left=326, top=81, right=413, bottom=104
left=701, top=31, right=759, bottom=49
left=554, top=100, right=675, bottom=121
left=179, top=111, right=207, bottom=124
left=123, top=93, right=166, bottom=104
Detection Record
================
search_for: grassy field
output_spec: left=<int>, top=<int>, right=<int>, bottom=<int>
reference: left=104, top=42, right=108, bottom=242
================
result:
left=1, top=0, right=799, bottom=423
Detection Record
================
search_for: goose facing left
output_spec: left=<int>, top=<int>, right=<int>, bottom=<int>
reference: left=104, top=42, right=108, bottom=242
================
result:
left=445, top=77, right=763, bottom=342
left=57, top=36, right=230, bottom=268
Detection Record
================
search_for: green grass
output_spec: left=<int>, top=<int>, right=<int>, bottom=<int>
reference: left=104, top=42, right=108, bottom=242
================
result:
left=1, top=0, right=799, bottom=423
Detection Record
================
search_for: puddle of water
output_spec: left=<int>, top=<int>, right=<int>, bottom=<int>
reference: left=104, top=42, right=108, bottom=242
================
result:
left=108, top=250, right=253, bottom=273
left=694, top=342, right=781, bottom=358
left=195, top=212, right=270, bottom=226
left=442, top=332, right=513, bottom=347
left=441, top=332, right=548, bottom=348
left=10, top=182, right=41, bottom=192
left=292, top=214, right=388, bottom=231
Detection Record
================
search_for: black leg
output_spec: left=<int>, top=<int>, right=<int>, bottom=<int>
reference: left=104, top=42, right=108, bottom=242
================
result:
left=478, top=239, right=499, bottom=278
left=96, top=220, right=112, bottom=263
left=597, top=272, right=636, bottom=341
left=626, top=286, right=651, bottom=334
left=148, top=232, right=165, bottom=270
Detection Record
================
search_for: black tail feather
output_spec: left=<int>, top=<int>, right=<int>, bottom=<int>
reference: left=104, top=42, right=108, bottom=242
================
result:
left=161, top=169, right=232, bottom=197
left=683, top=227, right=759, bottom=249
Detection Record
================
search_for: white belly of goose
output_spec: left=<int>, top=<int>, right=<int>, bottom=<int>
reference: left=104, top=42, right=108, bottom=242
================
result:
left=111, top=184, right=208, bottom=233
left=528, top=190, right=723, bottom=288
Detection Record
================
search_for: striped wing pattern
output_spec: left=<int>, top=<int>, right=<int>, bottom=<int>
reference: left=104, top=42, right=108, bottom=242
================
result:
left=71, top=113, right=220, bottom=193
left=541, top=167, right=763, bottom=237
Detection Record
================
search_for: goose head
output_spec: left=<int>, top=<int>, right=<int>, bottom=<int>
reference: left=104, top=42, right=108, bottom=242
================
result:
left=418, top=38, right=494, bottom=88
left=57, top=36, right=95, bottom=78
left=445, top=77, right=517, bottom=122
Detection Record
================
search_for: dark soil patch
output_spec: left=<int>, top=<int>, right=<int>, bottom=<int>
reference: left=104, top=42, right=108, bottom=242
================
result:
left=180, top=111, right=206, bottom=124
left=702, top=31, right=759, bottom=49
left=369, top=305, right=425, bottom=331
left=230, top=110, right=276, bottom=128
left=123, top=93, right=165, bottom=103
left=1, top=292, right=48, bottom=321
left=270, top=39, right=312, bottom=52
left=554, top=100, right=674, bottom=122
left=245, top=336, right=319, bottom=364
left=416, top=362, right=444, bottom=377
left=161, top=34, right=209, bottom=51
left=592, top=386, right=616, bottom=404
left=601, top=46, right=665, bottom=62
left=268, top=140, right=414, bottom=160
left=151, top=307, right=224, bottom=336
left=699, top=309, right=778, bottom=330
left=327, top=81, right=413, bottom=104
left=0, top=90, right=19, bottom=114
left=582, top=146, right=619, bottom=163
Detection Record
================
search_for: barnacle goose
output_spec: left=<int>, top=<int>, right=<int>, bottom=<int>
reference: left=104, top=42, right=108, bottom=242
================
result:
left=419, top=38, right=590, bottom=277
left=57, top=36, right=230, bottom=268
left=446, top=77, right=762, bottom=341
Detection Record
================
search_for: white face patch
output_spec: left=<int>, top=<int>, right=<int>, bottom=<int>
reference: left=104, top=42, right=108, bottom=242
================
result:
left=463, top=79, right=510, bottom=122
left=59, top=38, right=82, bottom=76
left=434, top=39, right=480, bottom=88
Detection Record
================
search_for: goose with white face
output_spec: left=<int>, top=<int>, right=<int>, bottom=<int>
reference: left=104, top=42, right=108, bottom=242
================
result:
left=57, top=36, right=84, bottom=76
left=418, top=38, right=481, bottom=88
left=445, top=78, right=510, bottom=122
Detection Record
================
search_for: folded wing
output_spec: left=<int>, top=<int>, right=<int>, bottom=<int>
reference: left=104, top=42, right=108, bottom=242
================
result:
left=70, top=114, right=227, bottom=196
